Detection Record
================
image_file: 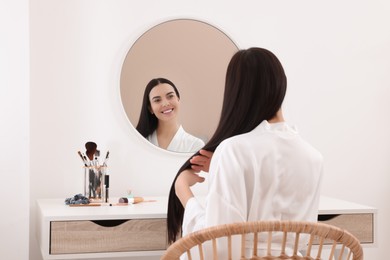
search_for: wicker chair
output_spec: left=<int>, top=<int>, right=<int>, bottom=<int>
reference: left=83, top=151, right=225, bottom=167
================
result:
left=161, top=220, right=363, bottom=260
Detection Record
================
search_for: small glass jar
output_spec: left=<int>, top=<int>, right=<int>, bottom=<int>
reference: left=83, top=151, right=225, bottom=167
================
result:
left=84, top=166, right=106, bottom=203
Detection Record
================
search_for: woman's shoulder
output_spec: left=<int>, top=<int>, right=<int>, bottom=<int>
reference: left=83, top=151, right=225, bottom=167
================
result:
left=173, top=126, right=205, bottom=152
left=217, top=120, right=314, bottom=152
left=218, top=121, right=271, bottom=146
left=178, top=126, right=203, bottom=139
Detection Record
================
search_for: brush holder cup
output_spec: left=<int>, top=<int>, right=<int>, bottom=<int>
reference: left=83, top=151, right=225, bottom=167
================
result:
left=84, top=166, right=107, bottom=203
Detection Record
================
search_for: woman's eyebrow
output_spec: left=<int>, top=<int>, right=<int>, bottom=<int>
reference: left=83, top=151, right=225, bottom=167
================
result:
left=166, top=91, right=175, bottom=96
left=151, top=95, right=161, bottom=101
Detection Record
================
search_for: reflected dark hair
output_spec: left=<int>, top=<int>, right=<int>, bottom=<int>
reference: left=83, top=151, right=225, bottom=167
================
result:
left=136, top=78, right=180, bottom=138
left=167, top=47, right=287, bottom=243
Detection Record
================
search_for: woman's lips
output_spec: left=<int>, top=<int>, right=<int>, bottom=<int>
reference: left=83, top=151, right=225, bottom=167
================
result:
left=162, top=108, right=173, bottom=114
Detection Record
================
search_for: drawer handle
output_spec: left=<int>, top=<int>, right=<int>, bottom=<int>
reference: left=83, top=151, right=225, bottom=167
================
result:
left=318, top=214, right=340, bottom=221
left=91, top=219, right=129, bottom=227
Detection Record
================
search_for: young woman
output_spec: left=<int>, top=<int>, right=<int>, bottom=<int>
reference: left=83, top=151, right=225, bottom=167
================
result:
left=167, top=48, right=324, bottom=258
left=136, top=78, right=204, bottom=153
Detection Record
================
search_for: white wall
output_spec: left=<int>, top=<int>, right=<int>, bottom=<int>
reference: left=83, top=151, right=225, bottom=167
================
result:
left=27, top=0, right=390, bottom=259
left=0, top=0, right=29, bottom=259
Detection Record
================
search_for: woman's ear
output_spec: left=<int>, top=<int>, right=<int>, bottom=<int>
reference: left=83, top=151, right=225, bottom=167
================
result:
left=148, top=106, right=154, bottom=114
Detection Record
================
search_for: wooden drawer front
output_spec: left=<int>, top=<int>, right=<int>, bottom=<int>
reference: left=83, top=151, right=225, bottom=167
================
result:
left=50, top=219, right=167, bottom=254
left=319, top=213, right=373, bottom=244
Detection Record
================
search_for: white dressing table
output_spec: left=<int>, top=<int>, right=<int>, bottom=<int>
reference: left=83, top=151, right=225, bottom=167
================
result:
left=36, top=196, right=377, bottom=259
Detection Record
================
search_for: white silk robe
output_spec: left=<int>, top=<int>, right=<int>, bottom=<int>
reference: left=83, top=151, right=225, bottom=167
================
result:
left=181, top=120, right=323, bottom=259
left=148, top=125, right=204, bottom=153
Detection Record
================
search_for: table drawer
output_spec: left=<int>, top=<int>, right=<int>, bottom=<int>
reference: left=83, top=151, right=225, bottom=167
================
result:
left=318, top=213, right=373, bottom=244
left=50, top=218, right=167, bottom=254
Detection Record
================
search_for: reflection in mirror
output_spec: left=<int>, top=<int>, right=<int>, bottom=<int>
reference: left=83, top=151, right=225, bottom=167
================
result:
left=135, top=78, right=205, bottom=153
left=120, top=19, right=238, bottom=153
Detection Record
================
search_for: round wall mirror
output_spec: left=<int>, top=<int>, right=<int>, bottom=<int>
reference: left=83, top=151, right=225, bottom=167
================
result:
left=120, top=19, right=238, bottom=153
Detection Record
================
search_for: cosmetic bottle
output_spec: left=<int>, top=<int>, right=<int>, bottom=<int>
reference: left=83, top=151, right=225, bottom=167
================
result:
left=104, top=174, right=110, bottom=203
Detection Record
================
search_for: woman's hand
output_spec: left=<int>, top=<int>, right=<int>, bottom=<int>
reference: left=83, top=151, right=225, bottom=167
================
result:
left=175, top=169, right=205, bottom=207
left=190, top=149, right=213, bottom=173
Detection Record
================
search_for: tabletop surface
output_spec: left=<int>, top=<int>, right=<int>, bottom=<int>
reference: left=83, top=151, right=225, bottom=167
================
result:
left=37, top=195, right=377, bottom=221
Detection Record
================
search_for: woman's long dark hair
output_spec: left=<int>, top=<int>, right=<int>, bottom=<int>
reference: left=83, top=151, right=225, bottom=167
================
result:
left=136, top=78, right=180, bottom=138
left=167, top=47, right=287, bottom=243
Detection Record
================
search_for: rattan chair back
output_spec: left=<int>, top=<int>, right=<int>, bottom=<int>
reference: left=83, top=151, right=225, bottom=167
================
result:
left=161, top=220, right=363, bottom=260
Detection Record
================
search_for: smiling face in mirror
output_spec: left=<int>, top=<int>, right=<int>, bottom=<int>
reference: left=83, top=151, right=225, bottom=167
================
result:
left=148, top=83, right=180, bottom=124
left=120, top=19, right=238, bottom=153
left=135, top=78, right=205, bottom=153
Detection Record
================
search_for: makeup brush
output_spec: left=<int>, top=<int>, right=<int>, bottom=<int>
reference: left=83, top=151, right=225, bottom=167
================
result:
left=78, top=151, right=88, bottom=166
left=118, top=197, right=156, bottom=204
left=103, top=151, right=110, bottom=166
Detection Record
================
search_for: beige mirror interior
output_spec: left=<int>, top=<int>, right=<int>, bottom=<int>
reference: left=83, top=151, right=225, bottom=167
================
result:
left=120, top=19, right=238, bottom=152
